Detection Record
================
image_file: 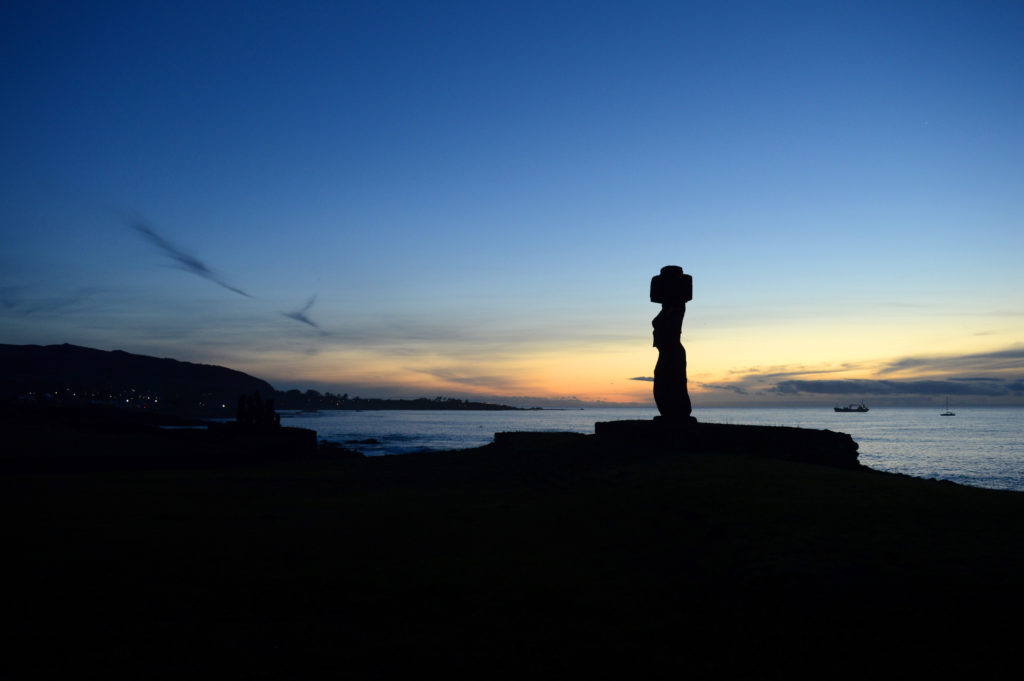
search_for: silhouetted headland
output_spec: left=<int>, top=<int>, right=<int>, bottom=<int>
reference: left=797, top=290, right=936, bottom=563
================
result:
left=0, top=343, right=524, bottom=416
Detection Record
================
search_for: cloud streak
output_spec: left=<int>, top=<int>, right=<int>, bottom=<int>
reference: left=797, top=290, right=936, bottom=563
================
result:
left=883, top=347, right=1024, bottom=375
left=700, top=346, right=1024, bottom=401
left=412, top=367, right=524, bottom=392
left=0, top=286, right=98, bottom=316
left=281, top=295, right=324, bottom=332
left=698, top=382, right=748, bottom=395
left=132, top=221, right=252, bottom=298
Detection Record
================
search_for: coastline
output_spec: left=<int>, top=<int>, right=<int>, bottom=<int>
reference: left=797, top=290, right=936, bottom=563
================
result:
left=284, top=405, right=1024, bottom=491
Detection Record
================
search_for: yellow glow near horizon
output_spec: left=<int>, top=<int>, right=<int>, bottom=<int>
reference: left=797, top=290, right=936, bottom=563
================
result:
left=230, top=309, right=1023, bottom=404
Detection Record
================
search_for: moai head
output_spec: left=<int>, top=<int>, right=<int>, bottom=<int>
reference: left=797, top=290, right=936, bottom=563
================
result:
left=650, top=265, right=692, bottom=305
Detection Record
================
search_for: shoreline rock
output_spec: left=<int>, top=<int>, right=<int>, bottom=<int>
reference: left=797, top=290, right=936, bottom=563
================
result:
left=595, top=419, right=861, bottom=468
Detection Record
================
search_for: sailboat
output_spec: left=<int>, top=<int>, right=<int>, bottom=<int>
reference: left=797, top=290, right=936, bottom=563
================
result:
left=940, top=397, right=955, bottom=416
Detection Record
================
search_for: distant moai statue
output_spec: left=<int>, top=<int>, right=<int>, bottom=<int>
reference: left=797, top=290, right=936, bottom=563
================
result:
left=650, top=265, right=695, bottom=422
left=236, top=391, right=280, bottom=428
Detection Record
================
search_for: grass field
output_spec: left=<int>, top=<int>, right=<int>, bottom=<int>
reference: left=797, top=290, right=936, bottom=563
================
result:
left=3, top=427, right=1023, bottom=678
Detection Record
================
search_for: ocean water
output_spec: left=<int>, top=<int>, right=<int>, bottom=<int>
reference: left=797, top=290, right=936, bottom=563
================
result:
left=280, top=407, right=1024, bottom=492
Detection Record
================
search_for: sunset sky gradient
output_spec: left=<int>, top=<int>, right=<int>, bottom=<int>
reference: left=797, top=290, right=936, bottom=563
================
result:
left=3, top=1, right=1022, bottom=406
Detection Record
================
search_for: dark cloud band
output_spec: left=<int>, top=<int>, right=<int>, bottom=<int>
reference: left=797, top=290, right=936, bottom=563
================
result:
left=768, top=378, right=1022, bottom=397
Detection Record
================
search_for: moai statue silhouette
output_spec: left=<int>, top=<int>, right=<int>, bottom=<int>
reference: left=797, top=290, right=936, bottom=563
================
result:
left=650, top=266, right=695, bottom=422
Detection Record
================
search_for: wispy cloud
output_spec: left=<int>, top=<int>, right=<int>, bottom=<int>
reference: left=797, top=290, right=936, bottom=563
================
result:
left=281, top=295, right=323, bottom=331
left=700, top=346, right=1024, bottom=400
left=412, top=367, right=523, bottom=391
left=132, top=221, right=252, bottom=298
left=698, top=382, right=748, bottom=395
left=0, top=286, right=98, bottom=316
left=628, top=376, right=654, bottom=382
left=726, top=364, right=863, bottom=381
left=882, top=347, right=1024, bottom=375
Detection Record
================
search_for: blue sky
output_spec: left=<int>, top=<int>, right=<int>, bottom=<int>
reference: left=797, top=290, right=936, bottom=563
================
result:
left=2, top=1, right=1022, bottom=405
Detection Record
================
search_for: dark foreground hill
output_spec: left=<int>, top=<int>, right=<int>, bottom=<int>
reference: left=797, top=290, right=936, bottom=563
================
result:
left=2, top=426, right=1023, bottom=678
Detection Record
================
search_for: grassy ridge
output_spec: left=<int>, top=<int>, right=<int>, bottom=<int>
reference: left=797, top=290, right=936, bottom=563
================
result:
left=3, top=432, right=1023, bottom=678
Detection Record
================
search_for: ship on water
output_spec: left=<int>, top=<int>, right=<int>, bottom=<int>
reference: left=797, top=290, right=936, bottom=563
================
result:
left=834, top=401, right=869, bottom=412
left=940, top=396, right=955, bottom=416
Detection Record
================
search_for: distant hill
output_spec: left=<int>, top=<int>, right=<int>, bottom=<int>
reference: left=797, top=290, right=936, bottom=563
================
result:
left=0, top=343, right=522, bottom=415
left=272, top=391, right=523, bottom=411
left=0, top=343, right=274, bottom=415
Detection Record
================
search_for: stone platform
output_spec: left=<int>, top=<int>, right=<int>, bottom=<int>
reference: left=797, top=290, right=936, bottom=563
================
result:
left=595, top=419, right=860, bottom=469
